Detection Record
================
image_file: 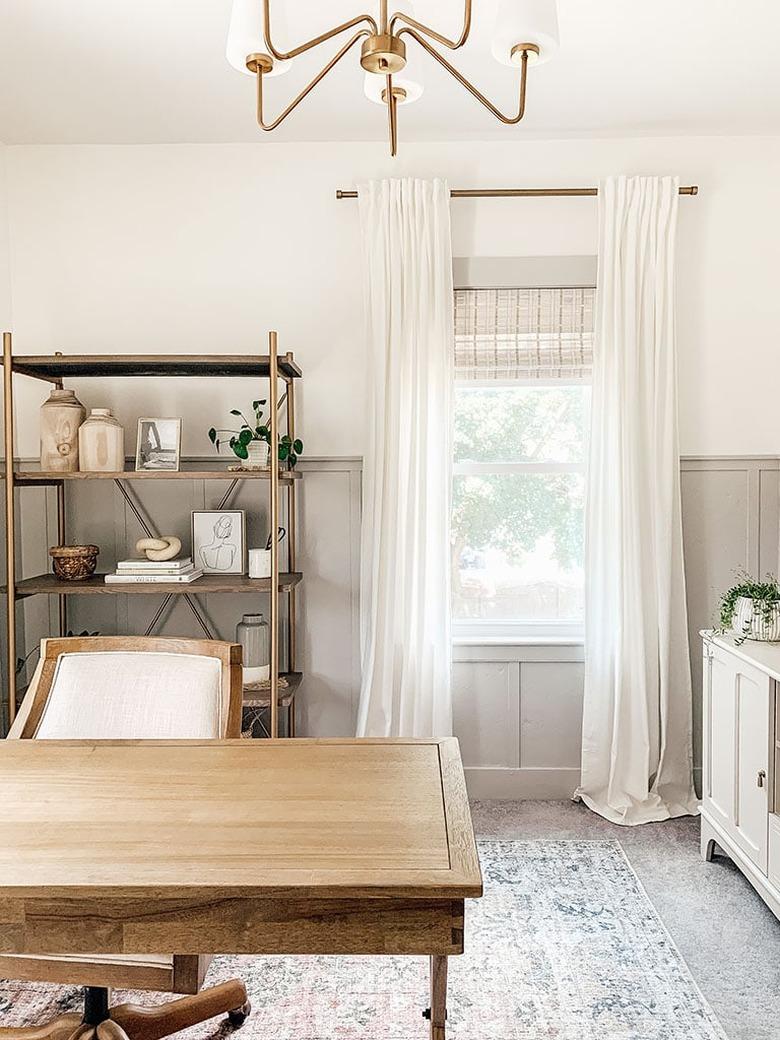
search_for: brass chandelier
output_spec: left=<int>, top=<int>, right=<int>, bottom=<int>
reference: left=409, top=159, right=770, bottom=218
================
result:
left=226, top=1, right=559, bottom=155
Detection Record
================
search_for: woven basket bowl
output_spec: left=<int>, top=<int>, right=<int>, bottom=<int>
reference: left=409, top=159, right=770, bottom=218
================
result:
left=49, top=544, right=99, bottom=582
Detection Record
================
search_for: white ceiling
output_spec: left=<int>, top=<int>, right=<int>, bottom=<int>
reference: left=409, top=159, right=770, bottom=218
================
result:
left=0, top=0, right=778, bottom=145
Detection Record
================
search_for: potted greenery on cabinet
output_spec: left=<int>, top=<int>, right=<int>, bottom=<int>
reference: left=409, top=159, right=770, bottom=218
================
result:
left=718, top=573, right=780, bottom=645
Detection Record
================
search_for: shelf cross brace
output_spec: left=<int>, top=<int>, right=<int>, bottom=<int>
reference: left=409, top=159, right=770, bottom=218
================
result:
left=112, top=479, right=216, bottom=640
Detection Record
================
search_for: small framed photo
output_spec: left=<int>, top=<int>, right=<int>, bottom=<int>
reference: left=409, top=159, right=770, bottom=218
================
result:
left=135, top=418, right=182, bottom=472
left=192, top=510, right=246, bottom=575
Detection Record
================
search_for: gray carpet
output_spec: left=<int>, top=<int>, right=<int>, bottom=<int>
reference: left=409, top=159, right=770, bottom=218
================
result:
left=471, top=801, right=780, bottom=1040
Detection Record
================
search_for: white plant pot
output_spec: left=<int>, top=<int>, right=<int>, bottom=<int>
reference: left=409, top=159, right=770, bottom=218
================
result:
left=245, top=441, right=269, bottom=469
left=733, top=596, right=780, bottom=642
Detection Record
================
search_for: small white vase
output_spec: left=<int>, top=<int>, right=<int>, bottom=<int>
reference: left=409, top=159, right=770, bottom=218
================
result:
left=733, top=596, right=780, bottom=642
left=78, top=408, right=125, bottom=472
left=245, top=441, right=270, bottom=469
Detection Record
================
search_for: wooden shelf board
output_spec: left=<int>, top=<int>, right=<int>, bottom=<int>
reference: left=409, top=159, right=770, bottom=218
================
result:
left=243, top=672, right=303, bottom=709
left=3, top=354, right=302, bottom=380
left=11, top=467, right=301, bottom=484
left=11, top=572, right=303, bottom=597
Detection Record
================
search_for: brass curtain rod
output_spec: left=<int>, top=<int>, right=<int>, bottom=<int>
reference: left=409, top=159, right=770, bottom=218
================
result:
left=335, top=185, right=699, bottom=199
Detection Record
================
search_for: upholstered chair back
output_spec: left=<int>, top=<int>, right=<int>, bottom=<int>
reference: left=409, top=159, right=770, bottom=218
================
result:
left=9, top=636, right=243, bottom=740
left=35, top=651, right=222, bottom=739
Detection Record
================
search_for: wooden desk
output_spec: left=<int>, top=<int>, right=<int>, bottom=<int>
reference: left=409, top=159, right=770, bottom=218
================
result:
left=0, top=738, right=481, bottom=1039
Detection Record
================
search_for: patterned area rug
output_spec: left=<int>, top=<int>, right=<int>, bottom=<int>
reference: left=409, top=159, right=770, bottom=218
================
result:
left=0, top=841, right=727, bottom=1039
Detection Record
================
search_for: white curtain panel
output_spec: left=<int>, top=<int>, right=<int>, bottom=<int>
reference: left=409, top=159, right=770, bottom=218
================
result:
left=356, top=178, right=454, bottom=738
left=577, top=175, right=698, bottom=825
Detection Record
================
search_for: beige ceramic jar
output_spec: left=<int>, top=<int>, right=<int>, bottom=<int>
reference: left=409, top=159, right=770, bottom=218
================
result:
left=40, top=388, right=86, bottom=472
left=78, top=408, right=125, bottom=472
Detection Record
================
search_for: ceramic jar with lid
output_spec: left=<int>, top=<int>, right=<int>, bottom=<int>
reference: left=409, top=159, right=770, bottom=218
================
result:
left=40, top=388, right=86, bottom=472
left=236, top=612, right=270, bottom=685
left=78, top=408, right=125, bottom=472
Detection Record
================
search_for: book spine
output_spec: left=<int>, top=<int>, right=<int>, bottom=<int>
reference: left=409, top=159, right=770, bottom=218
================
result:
left=116, top=562, right=192, bottom=571
left=105, top=573, right=202, bottom=584
left=115, top=568, right=194, bottom=576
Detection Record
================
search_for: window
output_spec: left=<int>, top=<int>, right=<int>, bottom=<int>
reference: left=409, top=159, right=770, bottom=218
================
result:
left=452, top=286, right=594, bottom=640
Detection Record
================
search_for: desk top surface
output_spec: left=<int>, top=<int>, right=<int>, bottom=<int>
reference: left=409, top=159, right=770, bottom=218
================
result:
left=0, top=738, right=482, bottom=901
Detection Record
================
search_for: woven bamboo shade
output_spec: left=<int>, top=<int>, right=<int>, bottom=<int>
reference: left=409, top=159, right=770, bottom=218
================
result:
left=454, top=287, right=595, bottom=380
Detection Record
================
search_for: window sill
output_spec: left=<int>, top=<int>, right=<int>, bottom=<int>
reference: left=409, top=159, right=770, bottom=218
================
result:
left=452, top=634, right=585, bottom=647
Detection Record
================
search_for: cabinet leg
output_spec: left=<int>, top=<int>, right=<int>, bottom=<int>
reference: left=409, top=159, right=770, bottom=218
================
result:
left=701, top=817, right=721, bottom=863
left=427, top=955, right=447, bottom=1040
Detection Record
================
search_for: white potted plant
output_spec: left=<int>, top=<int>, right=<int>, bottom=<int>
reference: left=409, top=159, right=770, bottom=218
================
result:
left=718, top=573, right=780, bottom=645
left=208, top=401, right=303, bottom=470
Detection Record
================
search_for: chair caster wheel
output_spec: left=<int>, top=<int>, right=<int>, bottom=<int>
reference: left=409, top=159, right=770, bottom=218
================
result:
left=227, top=1000, right=251, bottom=1027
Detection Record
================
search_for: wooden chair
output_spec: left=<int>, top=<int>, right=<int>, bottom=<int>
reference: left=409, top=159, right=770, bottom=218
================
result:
left=1, top=636, right=249, bottom=1040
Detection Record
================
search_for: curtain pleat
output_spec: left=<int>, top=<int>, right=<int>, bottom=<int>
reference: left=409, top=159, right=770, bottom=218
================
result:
left=576, top=175, right=698, bottom=825
left=356, top=179, right=454, bottom=738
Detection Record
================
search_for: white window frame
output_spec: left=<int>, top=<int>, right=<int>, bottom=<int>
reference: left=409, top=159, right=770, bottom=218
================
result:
left=451, top=301, right=592, bottom=645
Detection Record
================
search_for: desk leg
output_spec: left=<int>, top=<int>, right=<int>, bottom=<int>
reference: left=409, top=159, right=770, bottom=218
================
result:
left=429, top=955, right=448, bottom=1040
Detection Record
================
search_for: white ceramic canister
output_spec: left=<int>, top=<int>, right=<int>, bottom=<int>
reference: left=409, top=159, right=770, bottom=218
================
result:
left=245, top=440, right=270, bottom=468
left=78, top=408, right=125, bottom=472
left=40, top=388, right=86, bottom=472
left=733, top=595, right=780, bottom=642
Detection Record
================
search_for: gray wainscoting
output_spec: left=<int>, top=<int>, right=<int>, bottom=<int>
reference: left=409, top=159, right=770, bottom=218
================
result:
left=453, top=456, right=780, bottom=798
left=681, top=456, right=780, bottom=772
left=6, top=457, right=362, bottom=737
left=4, top=454, right=776, bottom=802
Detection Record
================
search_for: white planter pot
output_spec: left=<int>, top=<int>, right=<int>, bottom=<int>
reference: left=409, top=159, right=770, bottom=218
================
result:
left=245, top=441, right=269, bottom=468
left=733, top=596, right=780, bottom=642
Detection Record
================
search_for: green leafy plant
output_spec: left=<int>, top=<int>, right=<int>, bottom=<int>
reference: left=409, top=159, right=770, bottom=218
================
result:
left=208, top=401, right=303, bottom=468
left=717, top=571, right=780, bottom=645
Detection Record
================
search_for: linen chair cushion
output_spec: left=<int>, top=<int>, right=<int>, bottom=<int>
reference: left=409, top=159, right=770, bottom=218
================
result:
left=35, top=651, right=223, bottom=739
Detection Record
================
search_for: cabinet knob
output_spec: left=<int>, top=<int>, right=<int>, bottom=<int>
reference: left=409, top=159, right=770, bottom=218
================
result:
left=757, top=769, right=767, bottom=788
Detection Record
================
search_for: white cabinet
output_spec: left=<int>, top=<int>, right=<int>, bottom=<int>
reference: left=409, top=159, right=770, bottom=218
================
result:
left=701, top=634, right=779, bottom=919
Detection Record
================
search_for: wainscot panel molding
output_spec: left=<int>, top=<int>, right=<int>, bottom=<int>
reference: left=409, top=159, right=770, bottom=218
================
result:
left=12, top=456, right=362, bottom=738
left=681, top=455, right=780, bottom=774
left=6, top=454, right=777, bottom=800
left=454, top=455, right=780, bottom=799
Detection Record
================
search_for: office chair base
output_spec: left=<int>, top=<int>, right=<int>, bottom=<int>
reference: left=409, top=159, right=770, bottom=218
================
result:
left=0, top=980, right=250, bottom=1040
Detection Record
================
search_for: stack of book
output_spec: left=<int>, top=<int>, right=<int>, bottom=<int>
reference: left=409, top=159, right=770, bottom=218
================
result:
left=104, top=557, right=203, bottom=585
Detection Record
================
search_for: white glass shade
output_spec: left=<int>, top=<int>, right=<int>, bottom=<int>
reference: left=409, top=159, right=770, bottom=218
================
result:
left=364, top=72, right=424, bottom=106
left=226, top=0, right=290, bottom=77
left=491, top=0, right=559, bottom=67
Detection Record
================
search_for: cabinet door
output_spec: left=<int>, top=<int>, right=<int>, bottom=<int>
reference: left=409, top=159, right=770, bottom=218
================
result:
left=703, top=644, right=736, bottom=832
left=703, top=643, right=771, bottom=873
left=732, top=660, right=770, bottom=872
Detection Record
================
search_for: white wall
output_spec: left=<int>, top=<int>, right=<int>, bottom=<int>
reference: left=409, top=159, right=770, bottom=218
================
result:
left=0, top=143, right=12, bottom=703
left=0, top=145, right=10, bottom=331
left=3, top=136, right=780, bottom=787
left=4, top=135, right=780, bottom=457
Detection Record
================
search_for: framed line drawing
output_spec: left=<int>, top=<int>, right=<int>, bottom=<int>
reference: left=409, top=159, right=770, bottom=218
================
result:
left=191, top=510, right=246, bottom=575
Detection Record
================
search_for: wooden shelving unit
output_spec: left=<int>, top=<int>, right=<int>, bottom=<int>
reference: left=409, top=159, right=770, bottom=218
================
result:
left=12, top=468, right=302, bottom=484
left=10, top=572, right=303, bottom=597
left=1, top=333, right=302, bottom=739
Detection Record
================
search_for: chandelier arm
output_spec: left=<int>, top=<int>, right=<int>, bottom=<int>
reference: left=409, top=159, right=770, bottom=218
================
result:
left=262, top=0, right=378, bottom=61
left=389, top=0, right=471, bottom=50
left=256, top=30, right=371, bottom=132
left=398, top=27, right=529, bottom=124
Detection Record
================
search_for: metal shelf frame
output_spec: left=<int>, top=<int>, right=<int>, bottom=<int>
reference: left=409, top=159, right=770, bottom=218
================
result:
left=1, top=331, right=302, bottom=739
